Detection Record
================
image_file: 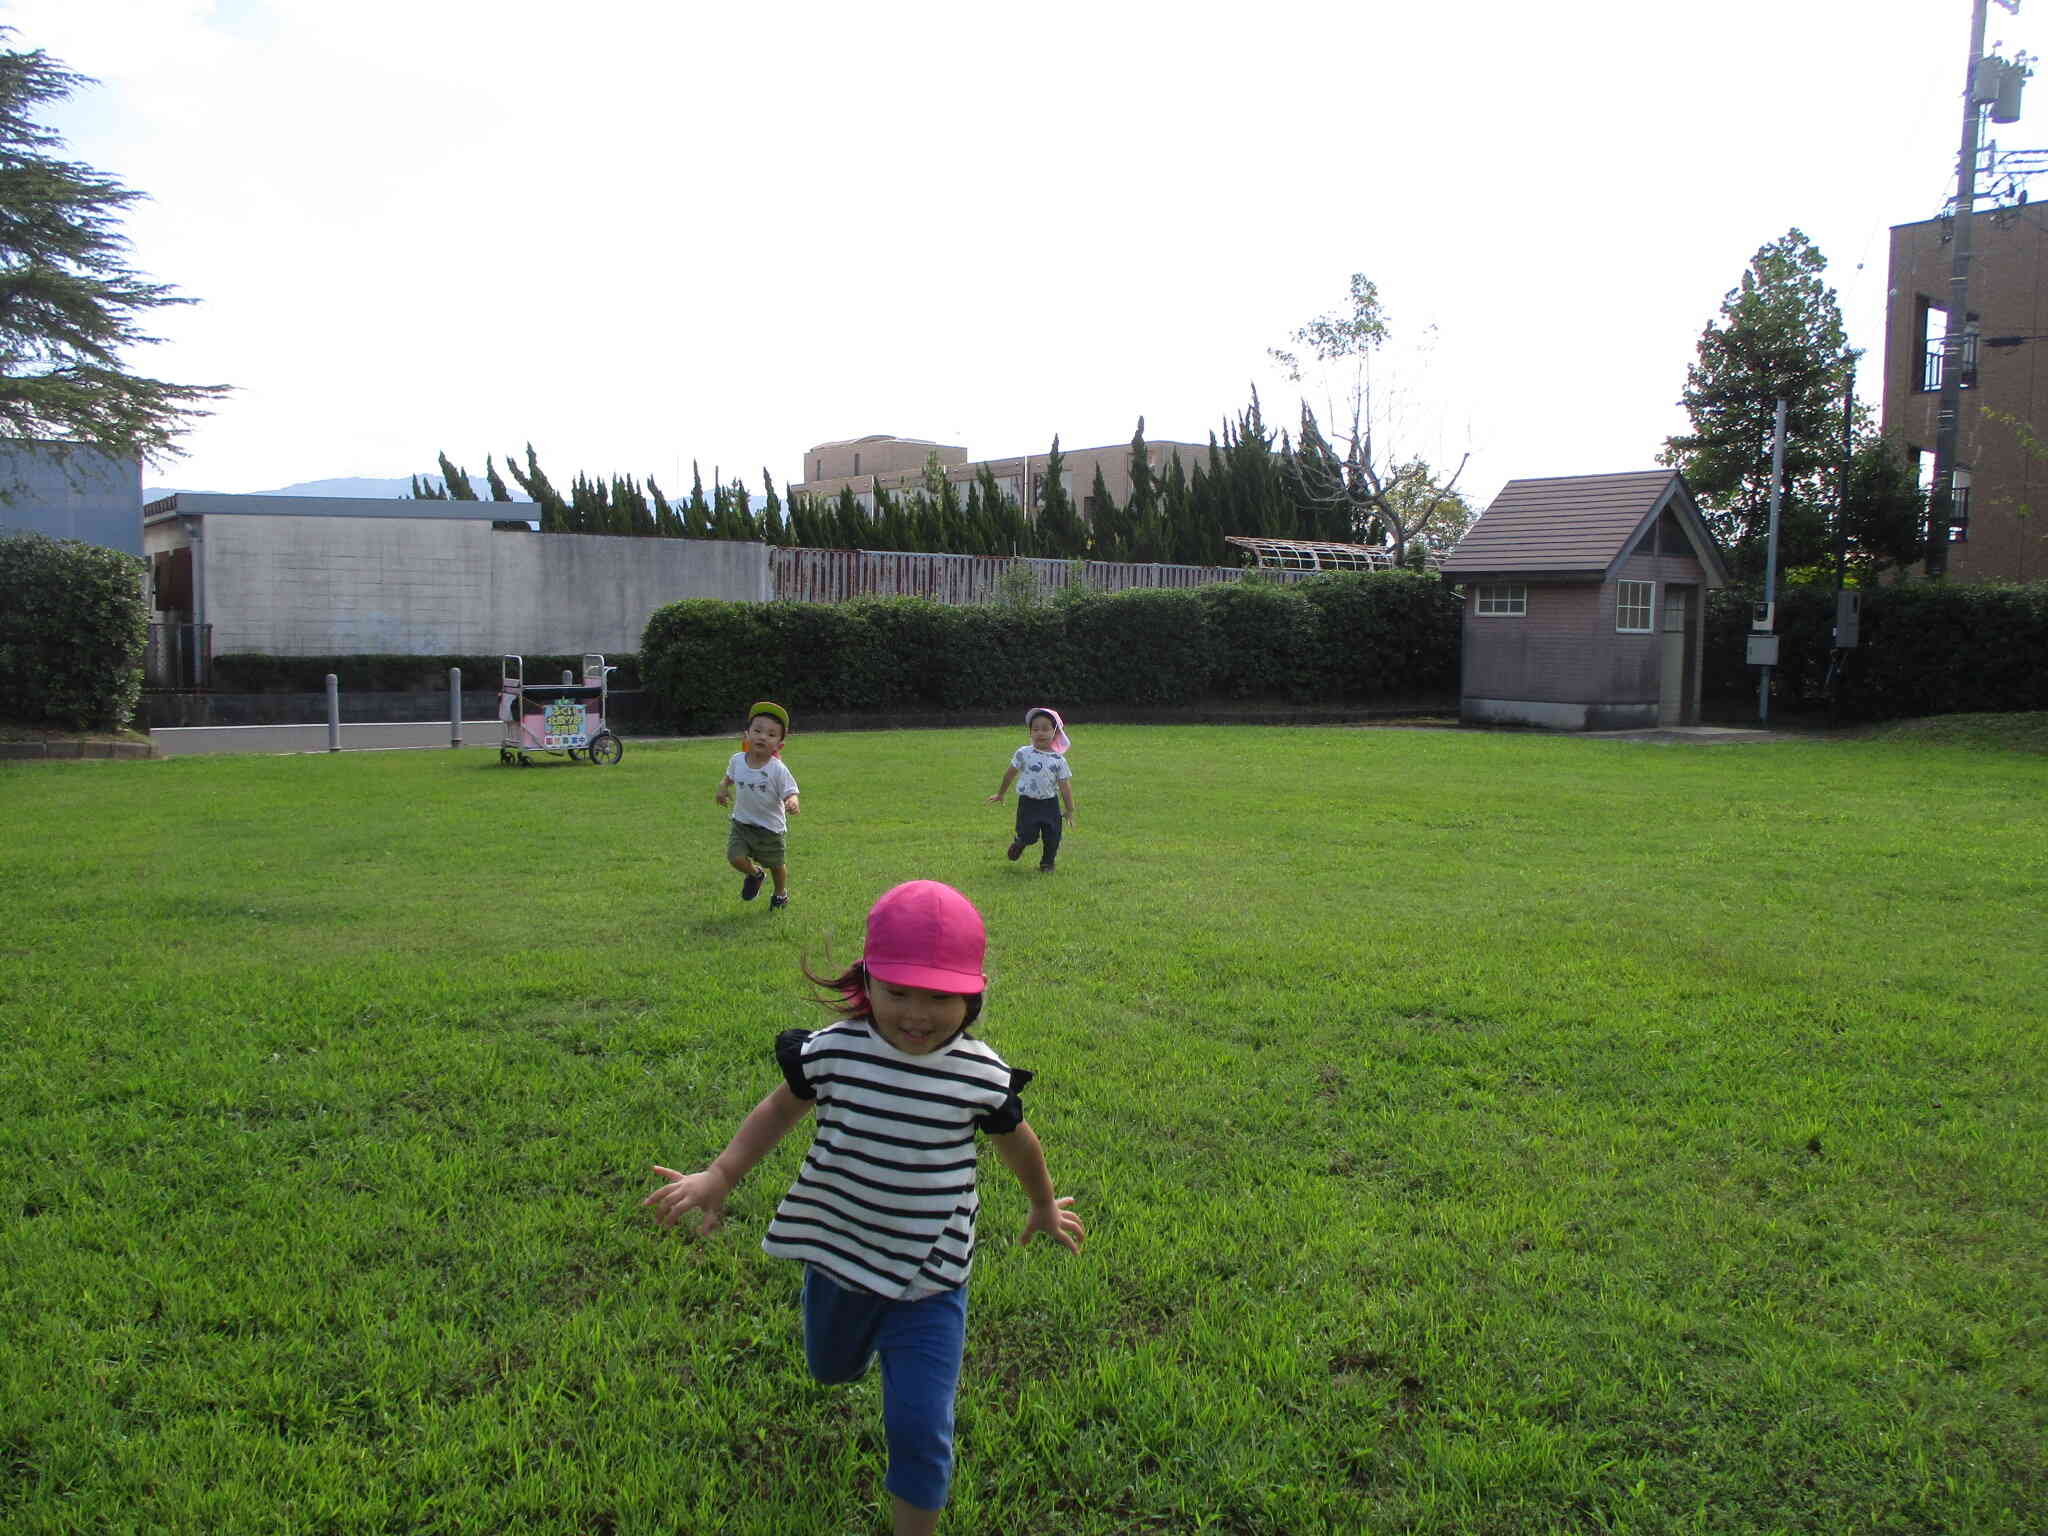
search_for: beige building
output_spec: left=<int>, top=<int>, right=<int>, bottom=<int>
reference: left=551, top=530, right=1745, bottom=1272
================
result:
left=793, top=432, right=1210, bottom=522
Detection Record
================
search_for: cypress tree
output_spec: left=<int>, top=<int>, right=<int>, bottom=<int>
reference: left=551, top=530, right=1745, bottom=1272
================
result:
left=1085, top=464, right=1121, bottom=559
left=687, top=462, right=711, bottom=538
left=832, top=484, right=865, bottom=547
left=1031, top=437, right=1079, bottom=558
left=649, top=477, right=682, bottom=537
left=760, top=469, right=788, bottom=544
left=484, top=455, right=513, bottom=503
left=507, top=443, right=568, bottom=532
left=1126, top=417, right=1165, bottom=561
left=436, top=450, right=479, bottom=500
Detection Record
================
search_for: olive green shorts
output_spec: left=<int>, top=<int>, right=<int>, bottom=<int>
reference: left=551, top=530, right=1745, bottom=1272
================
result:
left=728, top=818, right=788, bottom=869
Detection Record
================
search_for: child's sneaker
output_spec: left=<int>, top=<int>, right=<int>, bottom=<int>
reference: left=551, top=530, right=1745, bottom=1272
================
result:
left=1038, top=859, right=1056, bottom=874
left=770, top=892, right=790, bottom=910
left=1006, top=840, right=1025, bottom=861
left=740, top=869, right=765, bottom=901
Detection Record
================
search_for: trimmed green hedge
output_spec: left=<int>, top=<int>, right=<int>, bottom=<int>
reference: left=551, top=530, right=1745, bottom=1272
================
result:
left=209, top=653, right=643, bottom=693
left=0, top=532, right=149, bottom=731
left=639, top=573, right=1461, bottom=733
left=1704, top=581, right=2048, bottom=720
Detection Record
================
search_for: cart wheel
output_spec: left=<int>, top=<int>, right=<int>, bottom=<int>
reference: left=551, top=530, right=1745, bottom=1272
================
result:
left=588, top=730, right=623, bottom=766
left=499, top=748, right=513, bottom=765
left=568, top=748, right=584, bottom=762
left=518, top=752, right=531, bottom=766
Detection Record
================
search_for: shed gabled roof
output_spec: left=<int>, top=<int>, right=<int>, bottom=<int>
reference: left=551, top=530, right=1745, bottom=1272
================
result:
left=1438, top=470, right=1730, bottom=586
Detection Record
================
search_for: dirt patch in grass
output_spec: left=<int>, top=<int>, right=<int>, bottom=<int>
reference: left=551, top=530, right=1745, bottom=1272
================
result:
left=0, top=718, right=154, bottom=747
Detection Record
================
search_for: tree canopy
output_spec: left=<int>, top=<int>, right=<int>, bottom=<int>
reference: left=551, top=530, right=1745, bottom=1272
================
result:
left=0, top=31, right=226, bottom=461
left=1661, top=230, right=1864, bottom=578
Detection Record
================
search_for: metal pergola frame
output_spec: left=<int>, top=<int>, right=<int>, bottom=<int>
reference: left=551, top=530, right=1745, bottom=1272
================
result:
left=1225, top=536, right=1430, bottom=572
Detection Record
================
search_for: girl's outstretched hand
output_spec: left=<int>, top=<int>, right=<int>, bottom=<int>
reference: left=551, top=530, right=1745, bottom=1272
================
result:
left=643, top=1165, right=732, bottom=1235
left=1019, top=1196, right=1085, bottom=1255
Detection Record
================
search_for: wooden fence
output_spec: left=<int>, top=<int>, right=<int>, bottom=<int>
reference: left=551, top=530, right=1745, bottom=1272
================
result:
left=768, top=548, right=1312, bottom=605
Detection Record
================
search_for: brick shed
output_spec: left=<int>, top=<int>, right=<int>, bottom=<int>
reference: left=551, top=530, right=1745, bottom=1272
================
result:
left=1439, top=471, right=1731, bottom=730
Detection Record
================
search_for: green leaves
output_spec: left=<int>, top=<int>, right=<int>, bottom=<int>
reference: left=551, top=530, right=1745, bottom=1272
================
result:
left=638, top=573, right=1463, bottom=731
left=0, top=31, right=228, bottom=459
left=0, top=530, right=148, bottom=729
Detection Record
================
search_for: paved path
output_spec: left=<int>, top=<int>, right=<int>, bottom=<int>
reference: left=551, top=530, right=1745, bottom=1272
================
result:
left=150, top=720, right=501, bottom=756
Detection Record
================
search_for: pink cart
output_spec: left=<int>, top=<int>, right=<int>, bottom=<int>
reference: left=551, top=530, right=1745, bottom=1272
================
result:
left=498, top=654, right=623, bottom=766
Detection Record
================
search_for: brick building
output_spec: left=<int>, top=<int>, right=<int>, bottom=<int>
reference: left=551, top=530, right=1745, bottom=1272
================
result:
left=1883, top=205, right=2048, bottom=582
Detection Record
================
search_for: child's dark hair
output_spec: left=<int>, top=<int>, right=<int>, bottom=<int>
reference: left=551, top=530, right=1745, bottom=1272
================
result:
left=1027, top=708, right=1056, bottom=727
left=802, top=958, right=984, bottom=1029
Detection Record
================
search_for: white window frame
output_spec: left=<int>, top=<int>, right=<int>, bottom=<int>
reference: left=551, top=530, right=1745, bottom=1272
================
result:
left=1475, top=584, right=1526, bottom=617
left=1615, top=579, right=1654, bottom=633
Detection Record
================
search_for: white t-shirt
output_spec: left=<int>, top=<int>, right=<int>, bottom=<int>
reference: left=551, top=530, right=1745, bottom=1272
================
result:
left=1009, top=746, right=1071, bottom=801
left=727, top=751, right=799, bottom=833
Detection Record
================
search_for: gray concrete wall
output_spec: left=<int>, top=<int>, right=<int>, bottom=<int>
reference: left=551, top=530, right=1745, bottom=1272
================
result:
left=177, top=517, right=768, bottom=655
left=0, top=438, right=144, bottom=556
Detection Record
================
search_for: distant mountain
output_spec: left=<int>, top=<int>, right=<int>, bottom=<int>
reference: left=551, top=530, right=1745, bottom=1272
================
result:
left=145, top=475, right=532, bottom=502
left=143, top=475, right=775, bottom=511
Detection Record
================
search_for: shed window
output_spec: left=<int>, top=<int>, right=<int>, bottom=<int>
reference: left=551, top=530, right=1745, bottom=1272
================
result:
left=1475, top=585, right=1526, bottom=616
left=1616, top=580, right=1654, bottom=632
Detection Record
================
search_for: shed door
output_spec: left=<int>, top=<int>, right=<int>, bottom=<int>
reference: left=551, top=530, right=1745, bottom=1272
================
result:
left=1658, top=585, right=1689, bottom=725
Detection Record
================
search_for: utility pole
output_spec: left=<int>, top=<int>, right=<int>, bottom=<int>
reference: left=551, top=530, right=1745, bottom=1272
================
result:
left=1758, top=398, right=1787, bottom=725
left=1927, top=0, right=1992, bottom=579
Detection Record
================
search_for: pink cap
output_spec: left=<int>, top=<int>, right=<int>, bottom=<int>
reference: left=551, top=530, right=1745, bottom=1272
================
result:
left=864, top=880, right=988, bottom=994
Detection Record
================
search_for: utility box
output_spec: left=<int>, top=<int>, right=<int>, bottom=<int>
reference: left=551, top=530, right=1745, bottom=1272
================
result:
left=1746, top=633, right=1780, bottom=666
left=1834, top=589, right=1861, bottom=648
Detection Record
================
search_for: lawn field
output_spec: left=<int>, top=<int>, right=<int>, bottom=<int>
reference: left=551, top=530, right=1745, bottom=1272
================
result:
left=3, top=723, right=2044, bottom=1535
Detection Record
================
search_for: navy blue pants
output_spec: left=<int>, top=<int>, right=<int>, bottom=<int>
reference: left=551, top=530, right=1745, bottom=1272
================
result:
left=1013, top=794, right=1062, bottom=866
left=801, top=1266, right=968, bottom=1511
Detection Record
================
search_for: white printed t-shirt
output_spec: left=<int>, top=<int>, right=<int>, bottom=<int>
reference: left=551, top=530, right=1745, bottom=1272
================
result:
left=727, top=751, right=799, bottom=833
left=1009, top=746, right=1071, bottom=801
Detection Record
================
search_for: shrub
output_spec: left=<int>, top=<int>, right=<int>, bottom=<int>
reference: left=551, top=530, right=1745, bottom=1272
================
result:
left=1061, top=588, right=1212, bottom=705
left=1706, top=581, right=2048, bottom=721
left=1199, top=582, right=1317, bottom=700
left=1834, top=582, right=2048, bottom=720
left=0, top=531, right=148, bottom=730
left=1298, top=571, right=1461, bottom=699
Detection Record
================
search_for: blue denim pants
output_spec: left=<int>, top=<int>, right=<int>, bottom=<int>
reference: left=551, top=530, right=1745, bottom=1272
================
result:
left=801, top=1265, right=968, bottom=1511
left=1013, top=794, right=1063, bottom=866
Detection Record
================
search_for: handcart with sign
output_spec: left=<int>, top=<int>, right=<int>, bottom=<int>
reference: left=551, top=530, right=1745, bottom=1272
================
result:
left=498, top=654, right=623, bottom=766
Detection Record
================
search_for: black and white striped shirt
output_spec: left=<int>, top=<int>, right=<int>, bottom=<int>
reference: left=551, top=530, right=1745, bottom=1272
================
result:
left=762, top=1021, right=1030, bottom=1299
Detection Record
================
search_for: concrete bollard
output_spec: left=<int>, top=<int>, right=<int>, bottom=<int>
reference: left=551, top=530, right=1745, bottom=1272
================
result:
left=450, top=667, right=462, bottom=748
left=326, top=674, right=340, bottom=752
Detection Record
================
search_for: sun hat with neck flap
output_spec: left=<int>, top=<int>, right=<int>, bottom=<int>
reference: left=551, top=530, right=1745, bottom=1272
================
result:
left=863, top=880, right=987, bottom=994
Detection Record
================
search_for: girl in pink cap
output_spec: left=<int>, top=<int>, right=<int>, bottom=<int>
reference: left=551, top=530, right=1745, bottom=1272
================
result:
left=644, top=880, right=1085, bottom=1536
left=985, top=707, right=1074, bottom=872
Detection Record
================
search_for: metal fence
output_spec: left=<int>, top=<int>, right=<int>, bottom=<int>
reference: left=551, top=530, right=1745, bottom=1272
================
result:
left=145, top=623, right=211, bottom=689
left=768, top=549, right=1314, bottom=605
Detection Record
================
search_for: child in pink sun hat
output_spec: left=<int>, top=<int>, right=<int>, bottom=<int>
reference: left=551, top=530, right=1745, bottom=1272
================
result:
left=644, top=880, right=1084, bottom=1536
left=984, top=706, right=1074, bottom=872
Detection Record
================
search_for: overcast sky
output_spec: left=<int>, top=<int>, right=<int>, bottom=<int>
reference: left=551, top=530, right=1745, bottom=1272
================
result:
left=8, top=0, right=2042, bottom=512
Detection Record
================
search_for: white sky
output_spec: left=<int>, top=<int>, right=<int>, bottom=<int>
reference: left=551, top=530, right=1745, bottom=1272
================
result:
left=7, top=0, right=2042, bottom=511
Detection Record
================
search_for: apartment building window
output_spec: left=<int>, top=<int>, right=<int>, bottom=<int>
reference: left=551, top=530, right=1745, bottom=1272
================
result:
left=854, top=452, right=861, bottom=473
left=1475, top=585, right=1526, bottom=616
left=1918, top=298, right=1977, bottom=392
left=1616, top=580, right=1654, bottom=633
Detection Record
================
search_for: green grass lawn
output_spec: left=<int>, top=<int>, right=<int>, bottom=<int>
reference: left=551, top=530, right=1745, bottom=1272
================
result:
left=3, top=722, right=2044, bottom=1535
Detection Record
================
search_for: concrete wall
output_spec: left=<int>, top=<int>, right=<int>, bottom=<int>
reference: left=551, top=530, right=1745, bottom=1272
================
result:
left=158, top=515, right=768, bottom=655
left=0, top=439, right=144, bottom=556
